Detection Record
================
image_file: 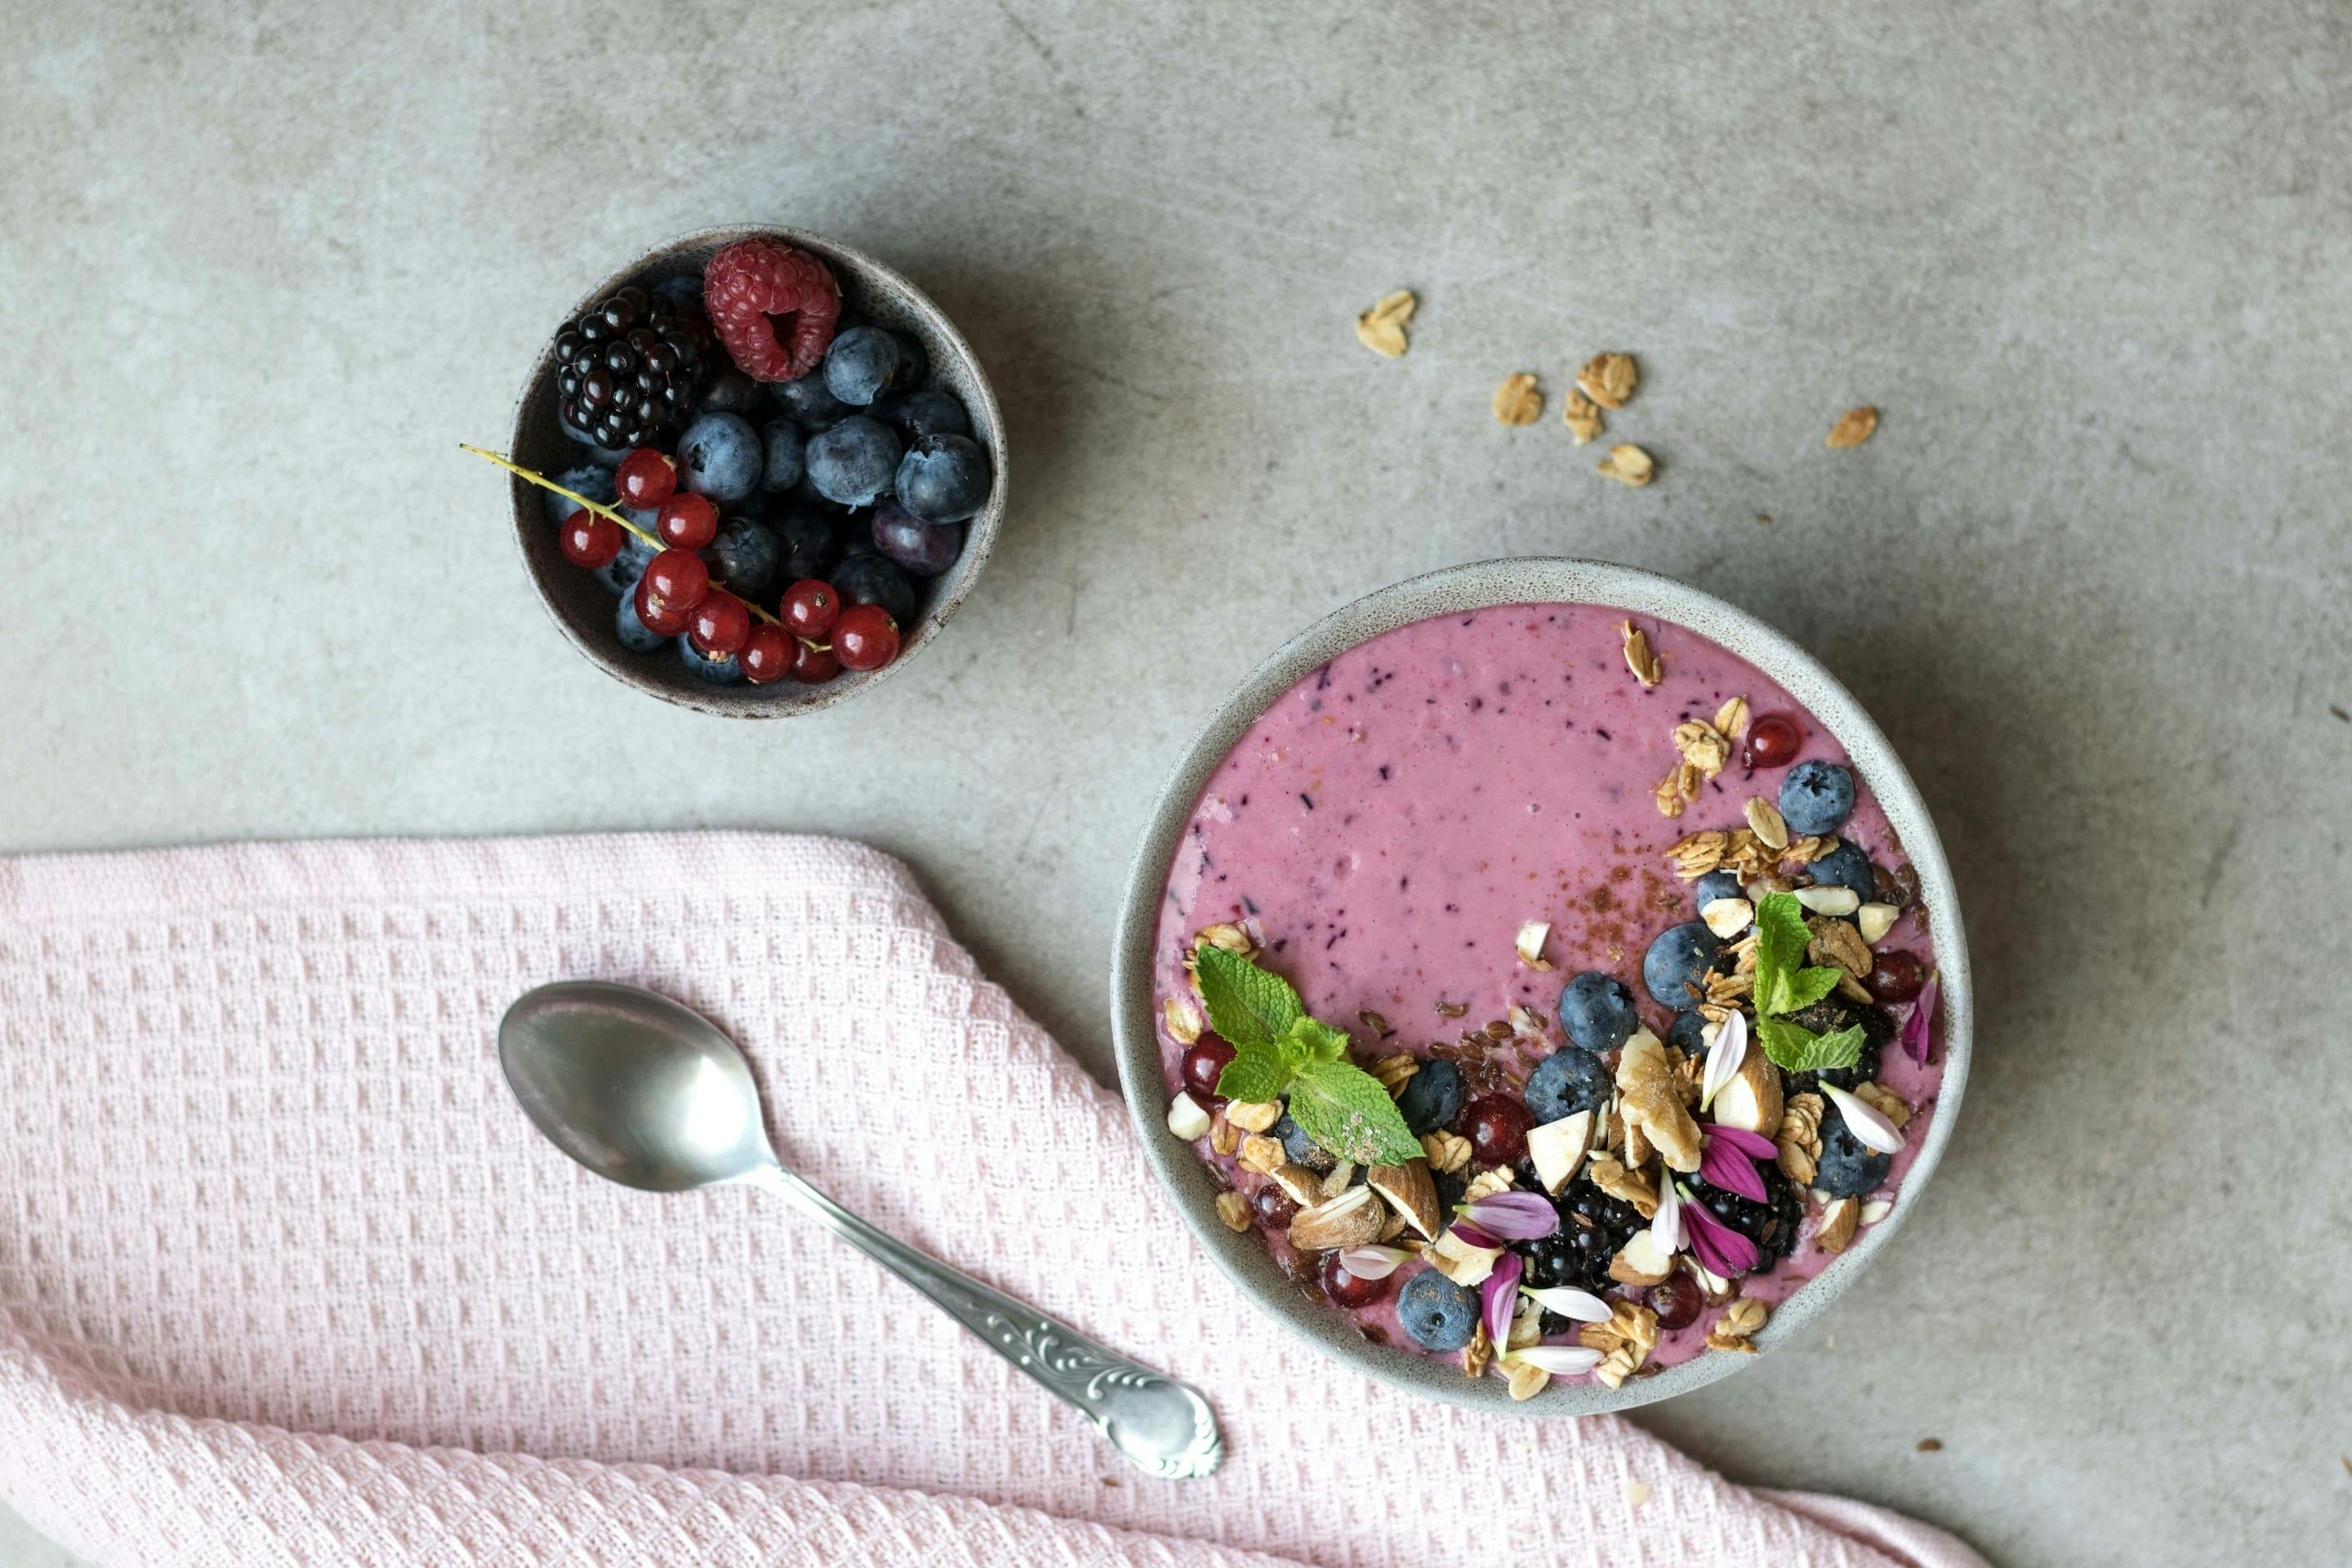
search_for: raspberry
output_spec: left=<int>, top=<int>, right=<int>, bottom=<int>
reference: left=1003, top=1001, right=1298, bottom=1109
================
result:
left=703, top=238, right=842, bottom=383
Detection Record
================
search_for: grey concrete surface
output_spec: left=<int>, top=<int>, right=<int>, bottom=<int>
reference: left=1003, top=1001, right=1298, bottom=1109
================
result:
left=3, top=2, right=2348, bottom=1564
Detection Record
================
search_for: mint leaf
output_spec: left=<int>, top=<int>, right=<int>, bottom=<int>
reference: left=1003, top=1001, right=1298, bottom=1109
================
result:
left=1214, top=1040, right=1294, bottom=1102
left=1191, top=944, right=1304, bottom=1049
left=1781, top=964, right=1845, bottom=1013
left=1751, top=891, right=1812, bottom=1015
left=1284, top=1059, right=1424, bottom=1165
left=1757, top=1017, right=1864, bottom=1074
left=1284, top=1016, right=1350, bottom=1068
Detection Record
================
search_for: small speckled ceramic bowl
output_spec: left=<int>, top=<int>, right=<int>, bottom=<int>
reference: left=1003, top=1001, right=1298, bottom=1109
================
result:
left=503, top=225, right=1005, bottom=717
left=1110, top=558, right=1971, bottom=1414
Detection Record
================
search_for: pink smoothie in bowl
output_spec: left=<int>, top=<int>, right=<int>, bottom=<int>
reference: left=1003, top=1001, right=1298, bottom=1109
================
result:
left=1145, top=596, right=1949, bottom=1401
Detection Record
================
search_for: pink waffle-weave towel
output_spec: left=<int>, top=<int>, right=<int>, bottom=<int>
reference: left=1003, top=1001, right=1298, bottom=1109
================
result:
left=0, top=835, right=1986, bottom=1568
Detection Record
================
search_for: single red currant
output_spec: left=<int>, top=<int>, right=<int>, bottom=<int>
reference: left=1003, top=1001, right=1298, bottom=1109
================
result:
left=779, top=578, right=840, bottom=639
left=1251, top=1185, right=1298, bottom=1230
left=558, top=510, right=623, bottom=568
left=738, top=623, right=793, bottom=684
left=644, top=547, right=710, bottom=610
left=1865, top=948, right=1926, bottom=1004
left=788, top=639, right=841, bottom=684
left=1320, top=1250, right=1393, bottom=1309
left=634, top=574, right=693, bottom=636
left=1744, top=713, right=1802, bottom=769
left=832, top=604, right=901, bottom=671
left=1461, top=1094, right=1534, bottom=1167
left=655, top=492, right=719, bottom=550
left=1181, top=1038, right=1236, bottom=1101
left=688, top=593, right=751, bottom=657
left=615, top=448, right=679, bottom=508
left=1646, top=1275, right=1703, bottom=1331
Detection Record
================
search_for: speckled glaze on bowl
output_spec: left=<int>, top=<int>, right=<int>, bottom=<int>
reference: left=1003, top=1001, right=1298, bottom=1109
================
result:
left=503, top=225, right=1005, bottom=717
left=1111, top=558, right=1971, bottom=1415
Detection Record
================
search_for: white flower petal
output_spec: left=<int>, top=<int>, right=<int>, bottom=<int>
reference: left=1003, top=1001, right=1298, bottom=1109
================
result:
left=1650, top=1174, right=1686, bottom=1254
left=1508, top=1344, right=1606, bottom=1376
left=1822, top=1084, right=1906, bottom=1155
left=1519, top=1284, right=1613, bottom=1322
left=1334, top=1244, right=1414, bottom=1281
left=1698, top=1010, right=1747, bottom=1111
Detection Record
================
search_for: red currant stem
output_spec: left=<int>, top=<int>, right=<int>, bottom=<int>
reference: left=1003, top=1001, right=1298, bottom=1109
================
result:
left=461, top=443, right=779, bottom=624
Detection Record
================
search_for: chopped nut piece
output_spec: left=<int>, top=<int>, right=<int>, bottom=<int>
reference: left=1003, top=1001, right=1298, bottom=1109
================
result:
left=1371, top=1051, right=1420, bottom=1097
left=1855, top=1081, right=1913, bottom=1130
left=1491, top=372, right=1543, bottom=425
left=1856, top=902, right=1899, bottom=945
left=1463, top=1165, right=1517, bottom=1202
left=1377, top=1206, right=1410, bottom=1242
left=1527, top=1109, right=1594, bottom=1193
left=1835, top=971, right=1875, bottom=1004
left=1226, top=1099, right=1282, bottom=1134
left=1860, top=1198, right=1895, bottom=1224
left=1598, top=443, right=1657, bottom=488
left=1321, top=1160, right=1356, bottom=1198
left=1713, top=696, right=1751, bottom=737
left=1166, top=1091, right=1212, bottom=1141
left=1619, top=1031, right=1703, bottom=1173
left=1710, top=1048, right=1784, bottom=1137
left=1827, top=405, right=1879, bottom=448
left=1270, top=1163, right=1327, bottom=1205
left=1368, top=1159, right=1441, bottom=1239
left=1807, top=916, right=1873, bottom=977
left=1608, top=1230, right=1674, bottom=1287
left=1561, top=387, right=1604, bottom=443
left=1815, top=1196, right=1860, bottom=1254
left=1428, top=1225, right=1503, bottom=1285
left=1507, top=1357, right=1551, bottom=1401
left=1194, top=922, right=1253, bottom=955
left=1508, top=1297, right=1543, bottom=1351
left=1621, top=621, right=1663, bottom=686
left=1463, top=1321, right=1493, bottom=1379
left=1420, top=1129, right=1473, bottom=1173
left=1288, top=1185, right=1387, bottom=1251
left=1744, top=797, right=1791, bottom=851
left=1666, top=830, right=1731, bottom=880
left=1776, top=1093, right=1824, bottom=1185
left=1575, top=351, right=1638, bottom=409
left=1585, top=1153, right=1659, bottom=1218
left=1515, top=919, right=1554, bottom=969
left=1718, top=1298, right=1769, bottom=1339
left=1795, top=884, right=1860, bottom=917
left=1353, top=288, right=1416, bottom=358
left=1214, top=1191, right=1252, bottom=1232
left=1700, top=897, right=1755, bottom=939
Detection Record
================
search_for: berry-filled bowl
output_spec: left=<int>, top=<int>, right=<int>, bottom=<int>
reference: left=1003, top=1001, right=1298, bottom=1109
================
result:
left=500, top=225, right=1005, bottom=714
left=1110, top=558, right=1971, bottom=1414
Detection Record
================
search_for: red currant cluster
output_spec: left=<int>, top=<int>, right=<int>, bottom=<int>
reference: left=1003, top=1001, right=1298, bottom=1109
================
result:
left=544, top=446, right=901, bottom=685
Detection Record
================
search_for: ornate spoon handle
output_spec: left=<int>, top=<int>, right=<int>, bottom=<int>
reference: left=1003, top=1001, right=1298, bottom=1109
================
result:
left=747, top=1163, right=1223, bottom=1478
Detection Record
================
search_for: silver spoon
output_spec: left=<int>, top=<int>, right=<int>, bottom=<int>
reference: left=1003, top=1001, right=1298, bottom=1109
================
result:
left=497, top=979, right=1223, bottom=1480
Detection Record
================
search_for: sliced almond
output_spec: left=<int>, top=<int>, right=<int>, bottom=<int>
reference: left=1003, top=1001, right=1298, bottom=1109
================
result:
left=1162, top=995, right=1202, bottom=1045
left=1270, top=1162, right=1327, bottom=1206
left=1709, top=1047, right=1784, bottom=1137
left=1597, top=443, right=1656, bottom=488
left=1225, top=1098, right=1282, bottom=1133
left=1288, top=1185, right=1385, bottom=1251
left=1367, top=1158, right=1441, bottom=1240
left=1700, top=896, right=1754, bottom=939
left=1166, top=1091, right=1211, bottom=1141
left=1815, top=1196, right=1859, bottom=1254
left=1607, top=1229, right=1674, bottom=1287
left=1515, top=919, right=1554, bottom=969
left=1743, top=796, right=1790, bottom=851
left=1856, top=902, right=1899, bottom=945
left=1793, top=885, right=1860, bottom=916
left=1526, top=1110, right=1595, bottom=1194
left=1428, top=1225, right=1503, bottom=1286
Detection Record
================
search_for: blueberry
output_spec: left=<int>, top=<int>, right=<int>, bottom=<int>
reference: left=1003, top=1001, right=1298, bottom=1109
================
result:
left=1692, top=869, right=1744, bottom=914
left=893, top=433, right=991, bottom=523
left=1668, top=1009, right=1710, bottom=1055
left=875, top=386, right=971, bottom=440
left=804, top=416, right=902, bottom=507
left=678, top=412, right=762, bottom=504
left=822, top=326, right=910, bottom=406
left=614, top=581, right=666, bottom=653
left=1526, top=1049, right=1613, bottom=1123
left=830, top=551, right=917, bottom=626
left=772, top=510, right=835, bottom=581
left=1780, top=760, right=1856, bottom=835
left=702, top=518, right=783, bottom=603
left=679, top=637, right=745, bottom=684
left=1273, top=1111, right=1336, bottom=1172
left=1396, top=1271, right=1480, bottom=1352
left=1643, top=921, right=1724, bottom=1008
left=1394, top=1058, right=1464, bottom=1135
left=697, top=368, right=760, bottom=416
left=871, top=500, right=964, bottom=577
left=1558, top=970, right=1639, bottom=1053
left=770, top=372, right=849, bottom=429
left=887, top=329, right=929, bottom=387
left=1814, top=1115, right=1892, bottom=1197
left=760, top=419, right=807, bottom=492
left=1808, top=840, right=1876, bottom=902
left=594, top=532, right=657, bottom=596
left=543, top=463, right=617, bottom=526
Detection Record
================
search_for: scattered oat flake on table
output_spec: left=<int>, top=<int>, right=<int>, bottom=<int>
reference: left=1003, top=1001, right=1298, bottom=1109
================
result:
left=1827, top=406, right=1880, bottom=448
left=1562, top=388, right=1604, bottom=443
left=1917, top=1437, right=1944, bottom=1453
left=1491, top=372, right=1543, bottom=425
left=1597, top=443, right=1655, bottom=487
left=1354, top=289, right=1415, bottom=358
left=1577, top=351, right=1638, bottom=408
left=1624, top=1480, right=1653, bottom=1508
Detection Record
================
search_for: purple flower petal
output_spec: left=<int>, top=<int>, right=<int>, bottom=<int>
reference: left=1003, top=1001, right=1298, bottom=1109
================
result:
left=1680, top=1191, right=1761, bottom=1276
left=1900, top=973, right=1940, bottom=1065
left=1456, top=1190, right=1561, bottom=1241
left=1699, top=1138, right=1769, bottom=1204
left=1481, top=1251, right=1523, bottom=1353
left=1704, top=1123, right=1779, bottom=1161
left=1448, top=1221, right=1505, bottom=1251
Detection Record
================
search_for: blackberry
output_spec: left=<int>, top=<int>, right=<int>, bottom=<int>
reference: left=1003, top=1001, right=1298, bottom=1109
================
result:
left=1780, top=996, right=1891, bottom=1094
left=1685, top=1161, right=1805, bottom=1272
left=1517, top=1179, right=1644, bottom=1322
left=553, top=284, right=716, bottom=452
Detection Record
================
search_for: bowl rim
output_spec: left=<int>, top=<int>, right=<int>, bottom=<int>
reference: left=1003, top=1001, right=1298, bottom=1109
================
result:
left=1108, top=556, right=1972, bottom=1415
left=501, top=223, right=1007, bottom=718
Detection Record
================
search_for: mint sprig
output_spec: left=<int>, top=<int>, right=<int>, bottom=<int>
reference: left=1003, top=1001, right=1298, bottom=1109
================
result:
left=1191, top=945, right=1421, bottom=1165
left=1749, top=891, right=1863, bottom=1073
